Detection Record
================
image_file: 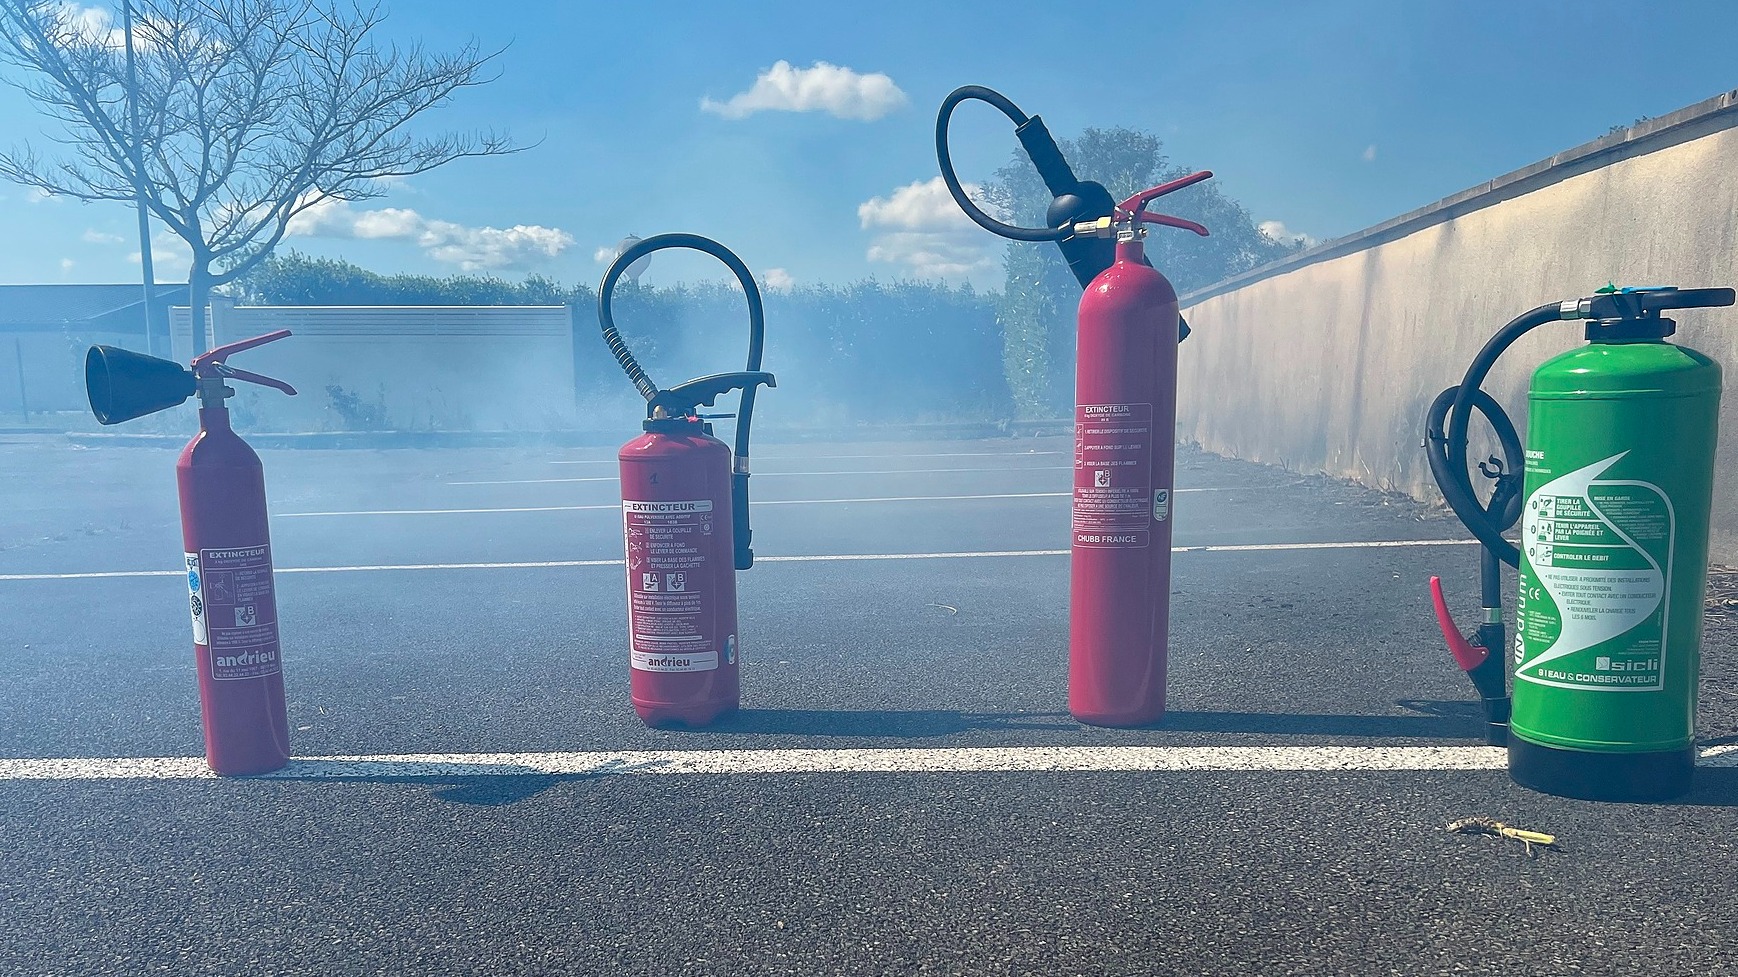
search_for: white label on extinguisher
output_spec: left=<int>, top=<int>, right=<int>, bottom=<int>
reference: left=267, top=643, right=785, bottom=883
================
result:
left=1073, top=403, right=1155, bottom=548
left=624, top=499, right=718, bottom=672
left=185, top=552, right=208, bottom=646
left=198, top=544, right=281, bottom=680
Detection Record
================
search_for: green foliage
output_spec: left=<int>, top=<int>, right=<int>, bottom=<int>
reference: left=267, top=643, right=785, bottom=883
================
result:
left=983, top=127, right=1305, bottom=416
left=233, top=252, right=579, bottom=307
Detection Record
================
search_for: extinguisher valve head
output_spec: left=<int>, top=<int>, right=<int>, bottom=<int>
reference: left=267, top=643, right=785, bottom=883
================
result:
left=1070, top=216, right=1115, bottom=239
left=646, top=371, right=776, bottom=428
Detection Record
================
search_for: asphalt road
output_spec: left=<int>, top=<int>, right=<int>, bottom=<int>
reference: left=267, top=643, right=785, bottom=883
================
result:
left=3, top=432, right=1737, bottom=976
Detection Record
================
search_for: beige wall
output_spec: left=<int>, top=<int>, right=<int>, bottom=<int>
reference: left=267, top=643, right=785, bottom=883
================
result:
left=1179, top=93, right=1738, bottom=562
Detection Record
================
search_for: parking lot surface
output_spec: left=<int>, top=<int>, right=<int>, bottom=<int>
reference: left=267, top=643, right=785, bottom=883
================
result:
left=4, top=433, right=1738, bottom=976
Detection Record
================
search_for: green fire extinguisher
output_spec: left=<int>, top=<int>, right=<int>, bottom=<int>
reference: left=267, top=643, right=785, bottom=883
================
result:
left=1426, top=284, right=1734, bottom=801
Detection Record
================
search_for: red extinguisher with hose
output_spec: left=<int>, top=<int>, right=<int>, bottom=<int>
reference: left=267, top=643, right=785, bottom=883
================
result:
left=598, top=233, right=775, bottom=728
left=85, top=330, right=298, bottom=774
left=937, top=85, right=1212, bottom=726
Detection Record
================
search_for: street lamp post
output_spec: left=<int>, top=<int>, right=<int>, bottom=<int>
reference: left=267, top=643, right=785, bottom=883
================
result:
left=121, top=1, right=160, bottom=355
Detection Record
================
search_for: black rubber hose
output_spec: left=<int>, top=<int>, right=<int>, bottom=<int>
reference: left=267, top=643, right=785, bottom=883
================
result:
left=598, top=232, right=767, bottom=571
left=1425, top=385, right=1525, bottom=567
left=1424, top=302, right=1562, bottom=567
left=935, top=86, right=1070, bottom=243
left=597, top=232, right=766, bottom=457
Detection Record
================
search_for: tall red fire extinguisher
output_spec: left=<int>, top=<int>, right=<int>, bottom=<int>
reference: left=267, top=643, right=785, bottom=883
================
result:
left=597, top=233, right=775, bottom=728
left=937, top=85, right=1213, bottom=726
left=85, top=330, right=298, bottom=774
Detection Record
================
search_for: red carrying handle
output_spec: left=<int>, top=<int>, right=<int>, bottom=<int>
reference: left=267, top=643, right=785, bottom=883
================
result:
left=1116, top=171, right=1213, bottom=237
left=191, top=329, right=297, bottom=396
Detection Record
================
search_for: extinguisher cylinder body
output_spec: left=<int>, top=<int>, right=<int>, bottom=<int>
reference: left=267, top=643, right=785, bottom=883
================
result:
left=177, top=398, right=290, bottom=775
left=1069, top=239, right=1181, bottom=726
left=619, top=423, right=742, bottom=728
left=1511, top=340, right=1722, bottom=801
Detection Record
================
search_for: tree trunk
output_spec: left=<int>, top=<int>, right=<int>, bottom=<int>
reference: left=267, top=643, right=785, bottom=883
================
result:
left=188, top=263, right=212, bottom=355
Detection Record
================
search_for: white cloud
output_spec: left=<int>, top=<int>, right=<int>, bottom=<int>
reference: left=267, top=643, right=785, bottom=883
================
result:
left=701, top=60, right=907, bottom=121
left=127, top=231, right=191, bottom=273
left=287, top=196, right=574, bottom=272
left=59, top=257, right=75, bottom=273
left=54, top=2, right=166, bottom=51
left=1258, top=220, right=1316, bottom=248
left=82, top=228, right=125, bottom=244
left=761, top=267, right=794, bottom=291
left=1362, top=144, right=1378, bottom=162
left=593, top=246, right=616, bottom=264
left=27, top=187, right=55, bottom=204
left=857, top=176, right=998, bottom=284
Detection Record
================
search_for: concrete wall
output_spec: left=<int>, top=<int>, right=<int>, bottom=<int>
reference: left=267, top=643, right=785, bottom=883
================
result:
left=169, top=299, right=577, bottom=432
left=2, top=328, right=141, bottom=417
left=1179, top=89, right=1738, bottom=563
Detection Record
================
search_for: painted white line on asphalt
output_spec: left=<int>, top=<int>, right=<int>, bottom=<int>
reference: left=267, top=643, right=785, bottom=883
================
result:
left=278, top=492, right=1072, bottom=516
left=0, top=745, right=1521, bottom=782
left=1173, top=538, right=1481, bottom=554
left=0, top=539, right=1478, bottom=582
left=451, top=466, right=1075, bottom=485
left=282, top=489, right=1243, bottom=517
left=551, top=451, right=1073, bottom=465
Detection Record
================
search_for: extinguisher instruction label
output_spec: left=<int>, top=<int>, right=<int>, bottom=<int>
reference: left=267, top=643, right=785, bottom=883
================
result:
left=196, top=544, right=281, bottom=681
left=624, top=499, right=718, bottom=672
left=185, top=553, right=208, bottom=646
left=1073, top=403, right=1154, bottom=548
left=1517, top=452, right=1672, bottom=692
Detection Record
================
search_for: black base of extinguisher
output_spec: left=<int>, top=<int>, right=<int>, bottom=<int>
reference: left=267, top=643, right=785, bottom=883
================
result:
left=1508, top=737, right=1693, bottom=802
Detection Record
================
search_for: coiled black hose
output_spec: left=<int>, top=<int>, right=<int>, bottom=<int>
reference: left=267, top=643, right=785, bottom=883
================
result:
left=1424, top=302, right=1564, bottom=568
left=597, top=232, right=766, bottom=462
left=598, top=233, right=769, bottom=570
left=934, top=86, right=1070, bottom=243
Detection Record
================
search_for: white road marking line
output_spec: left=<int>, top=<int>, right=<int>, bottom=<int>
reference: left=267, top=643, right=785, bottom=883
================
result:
left=451, top=466, right=1075, bottom=485
left=550, top=451, right=1073, bottom=465
left=0, top=745, right=1524, bottom=782
left=278, top=492, right=1072, bottom=516
left=0, top=539, right=1478, bottom=581
left=282, top=489, right=1245, bottom=517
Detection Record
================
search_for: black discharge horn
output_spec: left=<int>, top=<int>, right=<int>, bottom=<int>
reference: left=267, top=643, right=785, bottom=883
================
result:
left=85, top=345, right=196, bottom=425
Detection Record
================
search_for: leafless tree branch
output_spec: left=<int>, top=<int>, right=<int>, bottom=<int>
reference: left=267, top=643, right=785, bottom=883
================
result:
left=0, top=0, right=517, bottom=349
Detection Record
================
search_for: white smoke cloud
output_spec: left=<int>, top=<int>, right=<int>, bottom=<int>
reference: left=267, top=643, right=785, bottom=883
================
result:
left=701, top=60, right=907, bottom=121
left=761, top=267, right=794, bottom=291
left=288, top=196, right=573, bottom=272
left=858, top=176, right=998, bottom=285
left=1258, top=220, right=1316, bottom=248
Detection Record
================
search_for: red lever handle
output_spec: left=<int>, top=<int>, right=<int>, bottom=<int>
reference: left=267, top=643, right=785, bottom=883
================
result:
left=220, top=365, right=297, bottom=397
left=192, top=329, right=291, bottom=371
left=1139, top=213, right=1210, bottom=237
left=190, top=329, right=296, bottom=396
left=1429, top=576, right=1487, bottom=671
left=1117, top=170, right=1213, bottom=218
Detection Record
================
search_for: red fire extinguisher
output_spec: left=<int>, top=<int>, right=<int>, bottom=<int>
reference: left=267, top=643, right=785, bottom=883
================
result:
left=85, top=330, right=298, bottom=774
left=597, top=233, right=775, bottom=728
left=937, top=85, right=1212, bottom=725
left=1067, top=176, right=1212, bottom=726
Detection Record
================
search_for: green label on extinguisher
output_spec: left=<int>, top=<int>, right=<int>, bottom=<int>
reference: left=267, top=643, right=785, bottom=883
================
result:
left=1516, top=452, right=1673, bottom=692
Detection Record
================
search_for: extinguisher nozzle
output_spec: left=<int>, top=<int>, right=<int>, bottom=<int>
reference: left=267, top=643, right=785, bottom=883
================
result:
left=1429, top=577, right=1487, bottom=671
left=84, top=344, right=195, bottom=424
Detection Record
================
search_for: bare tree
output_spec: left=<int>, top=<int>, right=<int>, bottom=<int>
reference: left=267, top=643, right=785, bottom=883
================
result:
left=0, top=0, right=515, bottom=351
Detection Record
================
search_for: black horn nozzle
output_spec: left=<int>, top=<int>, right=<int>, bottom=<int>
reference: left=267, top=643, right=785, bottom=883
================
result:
left=85, top=345, right=196, bottom=425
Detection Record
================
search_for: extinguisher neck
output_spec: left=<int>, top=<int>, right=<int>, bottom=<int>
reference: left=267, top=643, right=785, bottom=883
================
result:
left=1114, top=237, right=1145, bottom=264
left=194, top=376, right=233, bottom=430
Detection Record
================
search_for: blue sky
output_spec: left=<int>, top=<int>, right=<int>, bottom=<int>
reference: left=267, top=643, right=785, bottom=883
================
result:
left=3, top=0, right=1738, bottom=292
